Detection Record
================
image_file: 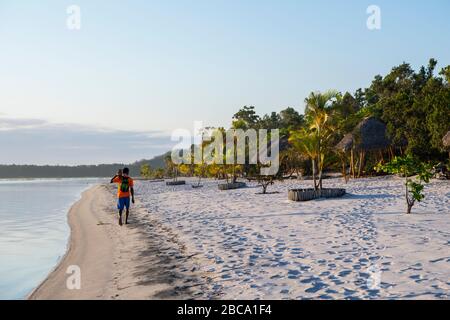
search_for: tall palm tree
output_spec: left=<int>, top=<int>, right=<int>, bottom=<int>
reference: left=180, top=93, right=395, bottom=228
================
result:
left=289, top=129, right=320, bottom=190
left=290, top=90, right=338, bottom=191
left=306, top=91, right=338, bottom=190
left=309, top=111, right=335, bottom=190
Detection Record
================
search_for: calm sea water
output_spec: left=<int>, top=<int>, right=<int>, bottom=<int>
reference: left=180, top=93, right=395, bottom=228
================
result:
left=0, top=178, right=106, bottom=300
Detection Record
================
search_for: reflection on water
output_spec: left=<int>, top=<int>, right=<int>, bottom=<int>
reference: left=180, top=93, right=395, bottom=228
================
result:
left=0, top=178, right=105, bottom=299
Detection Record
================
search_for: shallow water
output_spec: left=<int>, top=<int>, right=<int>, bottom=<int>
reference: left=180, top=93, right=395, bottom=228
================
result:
left=0, top=178, right=105, bottom=299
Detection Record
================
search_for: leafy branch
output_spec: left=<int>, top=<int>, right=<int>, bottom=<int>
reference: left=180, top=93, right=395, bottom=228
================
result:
left=375, top=154, right=433, bottom=214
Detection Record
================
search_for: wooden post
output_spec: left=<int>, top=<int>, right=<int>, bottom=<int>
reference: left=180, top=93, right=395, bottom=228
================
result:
left=357, top=150, right=365, bottom=178
left=350, top=149, right=355, bottom=179
left=389, top=146, right=394, bottom=160
left=342, top=158, right=346, bottom=183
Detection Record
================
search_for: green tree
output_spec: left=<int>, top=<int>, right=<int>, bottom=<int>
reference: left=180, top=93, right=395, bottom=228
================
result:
left=278, top=107, right=305, bottom=136
left=289, top=129, right=320, bottom=190
left=360, top=59, right=449, bottom=160
left=329, top=92, right=363, bottom=137
left=154, top=168, right=165, bottom=179
left=164, top=155, right=179, bottom=181
left=375, top=155, right=433, bottom=214
left=193, top=163, right=207, bottom=187
left=302, top=90, right=339, bottom=190
left=259, top=112, right=282, bottom=130
left=140, top=164, right=152, bottom=178
left=422, top=75, right=450, bottom=152
left=232, top=106, right=260, bottom=129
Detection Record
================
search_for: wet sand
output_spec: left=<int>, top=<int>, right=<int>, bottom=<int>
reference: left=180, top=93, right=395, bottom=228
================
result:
left=29, top=184, right=209, bottom=299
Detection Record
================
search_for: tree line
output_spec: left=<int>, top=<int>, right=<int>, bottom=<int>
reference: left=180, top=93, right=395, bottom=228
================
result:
left=0, top=155, right=168, bottom=178
left=3, top=59, right=448, bottom=180
left=156, top=59, right=449, bottom=187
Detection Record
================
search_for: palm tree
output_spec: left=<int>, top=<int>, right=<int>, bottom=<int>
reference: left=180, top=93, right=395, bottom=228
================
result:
left=289, top=129, right=320, bottom=190
left=290, top=90, right=338, bottom=192
left=304, top=90, right=339, bottom=120
left=305, top=91, right=338, bottom=190
left=309, top=110, right=335, bottom=190
left=193, top=163, right=207, bottom=187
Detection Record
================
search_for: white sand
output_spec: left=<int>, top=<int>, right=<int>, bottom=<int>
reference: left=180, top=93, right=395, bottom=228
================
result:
left=31, top=177, right=449, bottom=300
left=30, top=184, right=214, bottom=300
left=135, top=176, right=449, bottom=299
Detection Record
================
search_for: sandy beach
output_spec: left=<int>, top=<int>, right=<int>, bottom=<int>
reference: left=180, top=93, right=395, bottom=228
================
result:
left=30, top=177, right=450, bottom=300
left=28, top=185, right=114, bottom=299
left=29, top=184, right=212, bottom=300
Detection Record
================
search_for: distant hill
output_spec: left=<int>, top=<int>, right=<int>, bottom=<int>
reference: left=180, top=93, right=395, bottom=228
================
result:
left=129, top=152, right=169, bottom=173
left=0, top=152, right=170, bottom=178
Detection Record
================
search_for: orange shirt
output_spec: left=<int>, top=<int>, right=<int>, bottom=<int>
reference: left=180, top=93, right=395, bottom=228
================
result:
left=112, top=176, right=134, bottom=198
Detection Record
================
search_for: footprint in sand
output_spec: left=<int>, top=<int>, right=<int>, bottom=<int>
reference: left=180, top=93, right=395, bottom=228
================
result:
left=338, top=270, right=352, bottom=277
left=299, top=276, right=316, bottom=284
left=327, top=263, right=337, bottom=270
left=221, top=273, right=232, bottom=279
left=277, top=260, right=289, bottom=267
left=305, top=282, right=327, bottom=294
left=429, top=257, right=448, bottom=263
left=328, top=276, right=344, bottom=286
left=287, top=269, right=301, bottom=279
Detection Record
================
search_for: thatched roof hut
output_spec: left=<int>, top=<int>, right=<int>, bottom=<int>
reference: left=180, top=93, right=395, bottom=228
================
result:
left=443, top=131, right=450, bottom=149
left=335, top=117, right=391, bottom=152
left=335, top=133, right=354, bottom=152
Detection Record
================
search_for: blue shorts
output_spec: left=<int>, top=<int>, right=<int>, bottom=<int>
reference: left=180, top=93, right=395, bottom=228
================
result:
left=117, top=197, right=130, bottom=211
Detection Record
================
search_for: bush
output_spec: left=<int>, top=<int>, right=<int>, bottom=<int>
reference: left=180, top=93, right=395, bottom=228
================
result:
left=375, top=154, right=433, bottom=214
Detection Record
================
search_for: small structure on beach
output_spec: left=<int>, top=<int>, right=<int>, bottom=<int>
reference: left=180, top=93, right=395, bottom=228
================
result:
left=335, top=117, right=393, bottom=179
left=335, top=133, right=355, bottom=153
left=288, top=188, right=346, bottom=202
left=218, top=181, right=247, bottom=190
left=166, top=180, right=186, bottom=186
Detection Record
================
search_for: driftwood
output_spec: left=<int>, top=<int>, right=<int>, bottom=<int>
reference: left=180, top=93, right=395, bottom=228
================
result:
left=288, top=188, right=346, bottom=202
left=218, top=182, right=247, bottom=190
left=144, top=179, right=165, bottom=183
left=166, top=180, right=186, bottom=186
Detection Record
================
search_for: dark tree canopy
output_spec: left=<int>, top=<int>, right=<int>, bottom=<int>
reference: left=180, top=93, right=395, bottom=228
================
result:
left=359, top=59, right=449, bottom=160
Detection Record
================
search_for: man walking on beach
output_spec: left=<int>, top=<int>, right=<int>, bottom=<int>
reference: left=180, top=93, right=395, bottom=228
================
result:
left=110, top=167, right=135, bottom=226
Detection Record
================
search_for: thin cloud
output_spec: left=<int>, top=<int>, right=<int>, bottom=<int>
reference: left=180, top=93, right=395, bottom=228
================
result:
left=0, top=117, right=47, bottom=131
left=0, top=117, right=175, bottom=165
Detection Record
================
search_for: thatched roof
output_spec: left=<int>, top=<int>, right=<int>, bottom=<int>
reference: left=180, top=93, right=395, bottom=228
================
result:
left=336, top=117, right=391, bottom=152
left=443, top=131, right=450, bottom=149
left=335, top=133, right=354, bottom=152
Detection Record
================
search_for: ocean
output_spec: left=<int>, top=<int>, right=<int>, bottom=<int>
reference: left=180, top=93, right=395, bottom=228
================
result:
left=0, top=178, right=105, bottom=299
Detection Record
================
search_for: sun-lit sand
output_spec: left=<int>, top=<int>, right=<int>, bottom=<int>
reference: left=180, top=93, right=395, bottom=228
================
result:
left=135, top=176, right=449, bottom=299
left=31, top=177, right=449, bottom=300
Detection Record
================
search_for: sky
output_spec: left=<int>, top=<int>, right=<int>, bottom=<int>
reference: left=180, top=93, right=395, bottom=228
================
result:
left=1, top=0, right=450, bottom=165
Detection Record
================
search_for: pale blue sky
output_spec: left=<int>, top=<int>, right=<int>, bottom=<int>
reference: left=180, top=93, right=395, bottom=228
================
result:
left=0, top=0, right=449, bottom=164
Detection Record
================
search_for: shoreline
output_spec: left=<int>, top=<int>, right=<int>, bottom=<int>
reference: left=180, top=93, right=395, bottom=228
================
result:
left=27, top=177, right=450, bottom=299
left=29, top=184, right=114, bottom=299
left=29, top=182, right=209, bottom=300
